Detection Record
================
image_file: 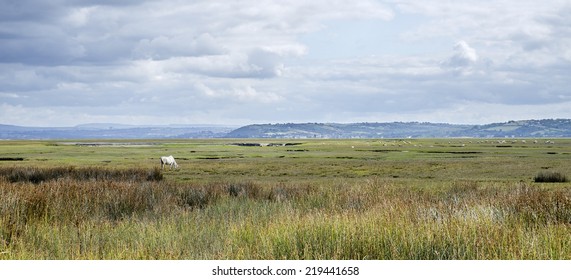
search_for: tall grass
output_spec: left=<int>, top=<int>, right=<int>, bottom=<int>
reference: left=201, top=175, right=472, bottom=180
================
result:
left=0, top=166, right=163, bottom=184
left=1, top=167, right=571, bottom=259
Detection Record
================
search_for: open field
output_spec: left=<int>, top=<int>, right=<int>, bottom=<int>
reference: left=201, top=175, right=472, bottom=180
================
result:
left=1, top=138, right=571, bottom=259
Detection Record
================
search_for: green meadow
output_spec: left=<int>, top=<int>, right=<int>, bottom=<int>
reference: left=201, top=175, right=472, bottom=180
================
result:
left=1, top=138, right=570, bottom=259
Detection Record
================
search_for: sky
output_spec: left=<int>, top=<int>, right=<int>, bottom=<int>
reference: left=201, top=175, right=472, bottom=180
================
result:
left=1, top=0, right=570, bottom=127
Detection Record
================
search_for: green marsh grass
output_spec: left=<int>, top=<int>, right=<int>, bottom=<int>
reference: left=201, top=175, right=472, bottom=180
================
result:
left=1, top=139, right=571, bottom=259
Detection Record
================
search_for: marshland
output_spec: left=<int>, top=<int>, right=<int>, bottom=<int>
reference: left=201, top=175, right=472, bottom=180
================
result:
left=1, top=138, right=570, bottom=259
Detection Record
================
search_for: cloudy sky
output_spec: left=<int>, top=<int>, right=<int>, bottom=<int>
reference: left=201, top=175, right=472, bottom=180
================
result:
left=1, top=0, right=570, bottom=126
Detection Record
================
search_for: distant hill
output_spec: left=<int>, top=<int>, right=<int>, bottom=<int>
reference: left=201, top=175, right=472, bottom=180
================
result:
left=469, top=119, right=571, bottom=138
left=2, top=119, right=571, bottom=139
left=225, top=122, right=469, bottom=138
left=0, top=124, right=235, bottom=140
left=225, top=119, right=571, bottom=138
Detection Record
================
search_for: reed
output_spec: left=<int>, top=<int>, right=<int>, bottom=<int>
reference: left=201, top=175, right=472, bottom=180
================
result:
left=1, top=166, right=571, bottom=259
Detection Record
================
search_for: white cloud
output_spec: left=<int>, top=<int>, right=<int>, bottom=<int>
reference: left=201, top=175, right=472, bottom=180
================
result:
left=63, top=6, right=96, bottom=27
left=195, top=82, right=282, bottom=103
left=446, top=41, right=478, bottom=67
left=132, top=33, right=226, bottom=60
left=440, top=40, right=486, bottom=76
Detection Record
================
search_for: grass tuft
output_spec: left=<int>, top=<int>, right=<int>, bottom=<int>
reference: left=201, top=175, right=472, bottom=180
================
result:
left=534, top=171, right=568, bottom=183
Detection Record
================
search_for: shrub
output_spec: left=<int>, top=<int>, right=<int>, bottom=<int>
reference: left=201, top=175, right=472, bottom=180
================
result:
left=534, top=171, right=568, bottom=183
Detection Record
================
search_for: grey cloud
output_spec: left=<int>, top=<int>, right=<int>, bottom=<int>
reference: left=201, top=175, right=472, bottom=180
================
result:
left=67, top=0, right=145, bottom=6
left=1, top=0, right=570, bottom=126
left=245, top=49, right=283, bottom=78
left=0, top=1, right=149, bottom=66
left=0, top=35, right=86, bottom=65
left=0, top=1, right=66, bottom=22
left=0, top=0, right=144, bottom=17
left=0, top=65, right=59, bottom=92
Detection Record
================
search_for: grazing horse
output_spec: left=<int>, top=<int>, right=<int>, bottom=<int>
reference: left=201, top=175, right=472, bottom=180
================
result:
left=160, top=155, right=178, bottom=170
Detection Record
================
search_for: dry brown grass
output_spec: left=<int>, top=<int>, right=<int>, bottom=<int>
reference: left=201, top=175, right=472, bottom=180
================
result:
left=1, top=166, right=571, bottom=259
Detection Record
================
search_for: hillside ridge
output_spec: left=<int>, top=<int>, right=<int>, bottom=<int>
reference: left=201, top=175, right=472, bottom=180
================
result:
left=225, top=119, right=571, bottom=138
left=2, top=119, right=571, bottom=139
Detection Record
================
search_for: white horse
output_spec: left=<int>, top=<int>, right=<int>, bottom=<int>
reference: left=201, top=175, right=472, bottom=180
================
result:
left=160, top=155, right=178, bottom=170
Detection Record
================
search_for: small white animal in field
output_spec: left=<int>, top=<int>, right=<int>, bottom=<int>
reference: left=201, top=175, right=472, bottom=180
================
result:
left=160, top=155, right=178, bottom=170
